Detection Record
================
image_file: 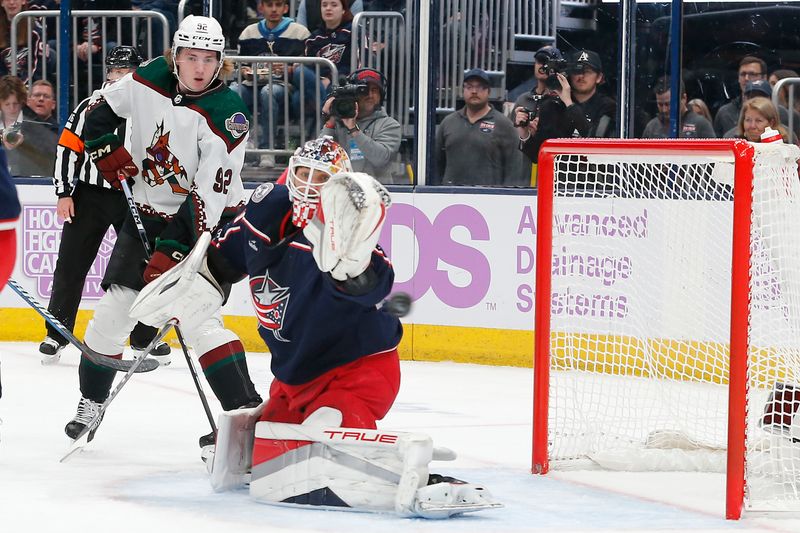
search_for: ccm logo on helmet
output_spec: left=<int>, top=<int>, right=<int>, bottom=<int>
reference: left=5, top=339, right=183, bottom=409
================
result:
left=322, top=430, right=399, bottom=444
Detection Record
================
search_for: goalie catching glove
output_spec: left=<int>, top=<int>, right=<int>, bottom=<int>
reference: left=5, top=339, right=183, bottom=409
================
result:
left=304, top=172, right=391, bottom=281
left=86, top=133, right=139, bottom=190
left=130, top=232, right=224, bottom=332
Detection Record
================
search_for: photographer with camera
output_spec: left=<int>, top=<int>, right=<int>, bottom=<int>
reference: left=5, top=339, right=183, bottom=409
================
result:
left=320, top=67, right=402, bottom=183
left=513, top=46, right=587, bottom=186
left=435, top=68, right=522, bottom=186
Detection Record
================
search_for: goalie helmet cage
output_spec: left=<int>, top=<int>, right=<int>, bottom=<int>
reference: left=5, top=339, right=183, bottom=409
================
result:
left=532, top=139, right=800, bottom=520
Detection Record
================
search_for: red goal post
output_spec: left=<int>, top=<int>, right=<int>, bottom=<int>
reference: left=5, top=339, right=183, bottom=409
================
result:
left=532, top=139, right=800, bottom=520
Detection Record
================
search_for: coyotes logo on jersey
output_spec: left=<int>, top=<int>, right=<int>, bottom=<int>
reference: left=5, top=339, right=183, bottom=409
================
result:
left=141, top=121, right=189, bottom=195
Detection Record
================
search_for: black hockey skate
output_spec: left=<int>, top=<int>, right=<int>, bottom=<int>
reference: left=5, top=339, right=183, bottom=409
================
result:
left=64, top=397, right=104, bottom=442
left=199, top=431, right=215, bottom=449
left=131, top=340, right=172, bottom=366
left=39, top=336, right=66, bottom=365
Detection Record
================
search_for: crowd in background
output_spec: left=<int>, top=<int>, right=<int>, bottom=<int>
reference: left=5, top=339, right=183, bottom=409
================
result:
left=0, top=0, right=798, bottom=187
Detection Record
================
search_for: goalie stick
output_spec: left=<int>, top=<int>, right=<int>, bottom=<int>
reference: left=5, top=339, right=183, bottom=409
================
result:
left=6, top=278, right=159, bottom=373
left=60, top=319, right=177, bottom=462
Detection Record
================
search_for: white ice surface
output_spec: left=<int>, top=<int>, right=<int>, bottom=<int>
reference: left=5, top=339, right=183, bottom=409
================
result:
left=1, top=341, right=800, bottom=533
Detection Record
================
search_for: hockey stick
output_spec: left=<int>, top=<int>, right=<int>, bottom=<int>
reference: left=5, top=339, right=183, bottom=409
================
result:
left=175, top=325, right=217, bottom=435
left=6, top=278, right=159, bottom=373
left=60, top=319, right=177, bottom=462
left=120, top=179, right=217, bottom=436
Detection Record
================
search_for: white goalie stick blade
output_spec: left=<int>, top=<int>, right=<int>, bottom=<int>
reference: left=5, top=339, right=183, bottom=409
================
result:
left=60, top=320, right=177, bottom=462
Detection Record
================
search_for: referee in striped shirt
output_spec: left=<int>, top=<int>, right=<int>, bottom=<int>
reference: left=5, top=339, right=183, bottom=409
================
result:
left=39, top=46, right=171, bottom=365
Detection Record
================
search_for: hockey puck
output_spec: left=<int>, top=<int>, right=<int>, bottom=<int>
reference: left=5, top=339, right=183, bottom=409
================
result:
left=384, top=292, right=412, bottom=317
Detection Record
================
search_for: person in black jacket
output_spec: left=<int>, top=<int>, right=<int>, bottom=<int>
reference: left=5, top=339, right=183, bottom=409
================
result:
left=513, top=45, right=588, bottom=186
left=568, top=49, right=617, bottom=138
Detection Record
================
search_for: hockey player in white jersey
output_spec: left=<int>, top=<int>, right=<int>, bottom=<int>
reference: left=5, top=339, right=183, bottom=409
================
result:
left=129, top=138, right=501, bottom=518
left=64, top=15, right=262, bottom=443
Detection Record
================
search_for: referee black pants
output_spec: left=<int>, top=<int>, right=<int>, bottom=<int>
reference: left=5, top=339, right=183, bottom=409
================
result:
left=46, top=181, right=157, bottom=347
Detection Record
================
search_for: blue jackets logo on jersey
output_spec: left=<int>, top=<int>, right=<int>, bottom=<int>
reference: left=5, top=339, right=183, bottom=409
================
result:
left=250, top=274, right=290, bottom=341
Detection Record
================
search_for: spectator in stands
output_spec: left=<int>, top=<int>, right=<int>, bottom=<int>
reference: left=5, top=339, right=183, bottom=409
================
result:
left=297, top=0, right=362, bottom=32
left=513, top=45, right=587, bottom=185
left=687, top=98, right=713, bottom=123
left=0, top=74, right=56, bottom=176
left=132, top=1, right=178, bottom=57
left=768, top=68, right=800, bottom=114
left=320, top=67, right=401, bottom=183
left=233, top=0, right=309, bottom=167
left=642, top=76, right=715, bottom=139
left=292, top=0, right=354, bottom=124
left=732, top=96, right=790, bottom=143
left=0, top=74, right=25, bottom=152
left=23, top=79, right=56, bottom=126
left=0, top=0, right=54, bottom=83
left=721, top=79, right=800, bottom=140
left=435, top=68, right=522, bottom=186
left=72, top=1, right=133, bottom=99
left=567, top=49, right=616, bottom=138
left=714, top=56, right=767, bottom=136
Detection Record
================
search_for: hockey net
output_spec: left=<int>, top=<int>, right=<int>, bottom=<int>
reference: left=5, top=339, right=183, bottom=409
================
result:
left=532, top=139, right=800, bottom=519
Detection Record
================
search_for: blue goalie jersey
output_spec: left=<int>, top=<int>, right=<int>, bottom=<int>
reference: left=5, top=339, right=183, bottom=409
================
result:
left=214, top=182, right=402, bottom=385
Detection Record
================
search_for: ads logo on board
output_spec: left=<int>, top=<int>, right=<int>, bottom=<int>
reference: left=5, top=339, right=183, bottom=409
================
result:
left=22, top=205, right=115, bottom=299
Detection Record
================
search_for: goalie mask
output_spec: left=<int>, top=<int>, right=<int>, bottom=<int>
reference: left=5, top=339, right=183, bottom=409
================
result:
left=171, top=15, right=226, bottom=91
left=287, top=137, right=352, bottom=228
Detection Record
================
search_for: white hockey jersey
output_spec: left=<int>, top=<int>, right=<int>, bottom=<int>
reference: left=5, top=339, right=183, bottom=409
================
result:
left=97, top=56, right=250, bottom=240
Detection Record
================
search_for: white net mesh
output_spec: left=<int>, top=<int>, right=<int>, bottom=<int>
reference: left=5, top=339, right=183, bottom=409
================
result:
left=543, top=141, right=800, bottom=512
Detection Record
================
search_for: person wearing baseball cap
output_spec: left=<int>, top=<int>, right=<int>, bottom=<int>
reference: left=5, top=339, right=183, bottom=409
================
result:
left=434, top=68, right=523, bottom=185
left=512, top=44, right=588, bottom=185
left=321, top=67, right=403, bottom=183
left=567, top=49, right=617, bottom=138
left=720, top=77, right=800, bottom=138
left=743, top=79, right=772, bottom=99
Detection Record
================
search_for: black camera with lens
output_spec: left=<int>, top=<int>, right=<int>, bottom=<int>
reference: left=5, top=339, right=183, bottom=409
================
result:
left=329, top=82, right=370, bottom=119
left=515, top=105, right=538, bottom=128
left=2, top=123, right=22, bottom=145
left=541, top=58, right=569, bottom=91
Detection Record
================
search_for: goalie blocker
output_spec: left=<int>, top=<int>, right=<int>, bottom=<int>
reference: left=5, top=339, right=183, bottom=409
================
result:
left=204, top=406, right=502, bottom=518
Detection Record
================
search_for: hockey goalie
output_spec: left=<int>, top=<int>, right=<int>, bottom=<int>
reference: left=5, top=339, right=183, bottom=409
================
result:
left=130, top=138, right=501, bottom=518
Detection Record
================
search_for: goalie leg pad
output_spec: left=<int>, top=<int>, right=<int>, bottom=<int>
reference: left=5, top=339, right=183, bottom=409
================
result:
left=207, top=402, right=265, bottom=492
left=250, top=422, right=430, bottom=514
left=249, top=422, right=502, bottom=518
